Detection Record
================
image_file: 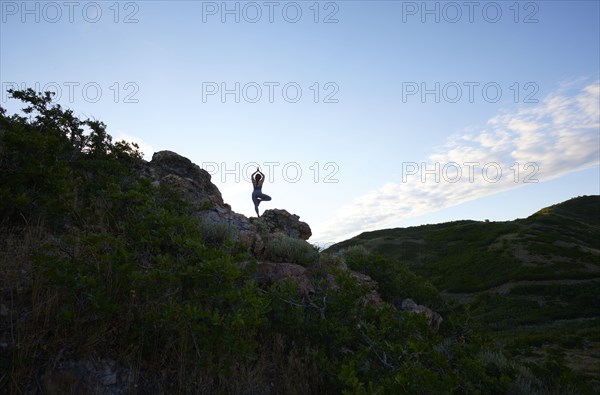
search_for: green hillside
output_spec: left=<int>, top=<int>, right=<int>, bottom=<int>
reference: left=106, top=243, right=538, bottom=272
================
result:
left=327, top=196, right=600, bottom=388
left=329, top=196, right=600, bottom=292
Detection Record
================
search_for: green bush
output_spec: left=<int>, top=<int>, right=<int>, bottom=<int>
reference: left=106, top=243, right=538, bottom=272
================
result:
left=263, top=234, right=320, bottom=266
left=0, top=89, right=141, bottom=229
left=198, top=219, right=236, bottom=248
left=342, top=247, right=444, bottom=310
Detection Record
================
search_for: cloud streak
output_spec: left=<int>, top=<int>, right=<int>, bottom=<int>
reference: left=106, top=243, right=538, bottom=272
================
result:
left=313, top=81, right=600, bottom=243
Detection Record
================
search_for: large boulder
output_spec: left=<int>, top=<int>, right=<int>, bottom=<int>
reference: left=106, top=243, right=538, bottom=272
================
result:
left=142, top=150, right=224, bottom=208
left=253, top=209, right=312, bottom=240
left=200, top=207, right=265, bottom=255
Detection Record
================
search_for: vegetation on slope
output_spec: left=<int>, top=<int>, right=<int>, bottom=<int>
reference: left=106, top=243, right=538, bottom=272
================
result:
left=327, top=196, right=600, bottom=391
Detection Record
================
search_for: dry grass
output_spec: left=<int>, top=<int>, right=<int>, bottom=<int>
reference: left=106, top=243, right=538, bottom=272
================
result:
left=1, top=224, right=55, bottom=394
left=216, top=332, right=325, bottom=395
left=135, top=332, right=326, bottom=394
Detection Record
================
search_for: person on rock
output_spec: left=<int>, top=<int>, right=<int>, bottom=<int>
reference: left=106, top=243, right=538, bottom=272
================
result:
left=251, top=167, right=271, bottom=217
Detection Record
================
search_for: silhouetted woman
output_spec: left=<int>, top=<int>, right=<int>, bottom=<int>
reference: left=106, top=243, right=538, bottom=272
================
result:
left=251, top=167, right=271, bottom=216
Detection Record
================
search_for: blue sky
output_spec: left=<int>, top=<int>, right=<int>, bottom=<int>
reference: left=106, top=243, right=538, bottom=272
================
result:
left=1, top=0, right=599, bottom=245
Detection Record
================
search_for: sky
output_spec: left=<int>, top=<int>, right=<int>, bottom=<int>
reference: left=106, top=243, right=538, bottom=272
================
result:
left=1, top=0, right=599, bottom=246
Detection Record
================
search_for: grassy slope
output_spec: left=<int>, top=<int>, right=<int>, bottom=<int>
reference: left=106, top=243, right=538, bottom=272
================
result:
left=327, top=195, right=600, bottom=387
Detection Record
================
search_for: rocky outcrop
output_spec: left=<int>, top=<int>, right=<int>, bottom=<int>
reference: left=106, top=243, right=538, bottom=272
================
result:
left=201, top=206, right=264, bottom=254
left=142, top=151, right=262, bottom=253
left=142, top=151, right=314, bottom=257
left=401, top=298, right=443, bottom=332
left=252, top=209, right=312, bottom=240
left=142, top=150, right=224, bottom=208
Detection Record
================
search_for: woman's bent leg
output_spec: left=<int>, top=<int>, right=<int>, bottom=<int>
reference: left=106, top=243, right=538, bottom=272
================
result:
left=253, top=196, right=260, bottom=216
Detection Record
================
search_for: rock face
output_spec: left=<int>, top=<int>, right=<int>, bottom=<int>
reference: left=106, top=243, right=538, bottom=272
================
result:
left=254, top=209, right=312, bottom=240
left=142, top=150, right=224, bottom=208
left=401, top=298, right=443, bottom=332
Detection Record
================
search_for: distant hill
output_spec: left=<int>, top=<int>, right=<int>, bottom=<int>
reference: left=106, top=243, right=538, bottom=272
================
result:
left=327, top=196, right=600, bottom=292
left=327, top=195, right=600, bottom=387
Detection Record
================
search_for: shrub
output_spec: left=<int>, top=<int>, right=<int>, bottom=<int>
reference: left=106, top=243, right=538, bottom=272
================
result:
left=198, top=219, right=236, bottom=248
left=342, top=247, right=444, bottom=310
left=263, top=234, right=320, bottom=266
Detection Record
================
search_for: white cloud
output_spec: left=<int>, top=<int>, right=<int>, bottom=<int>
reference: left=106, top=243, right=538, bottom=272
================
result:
left=313, top=81, right=600, bottom=243
left=114, top=133, right=155, bottom=161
